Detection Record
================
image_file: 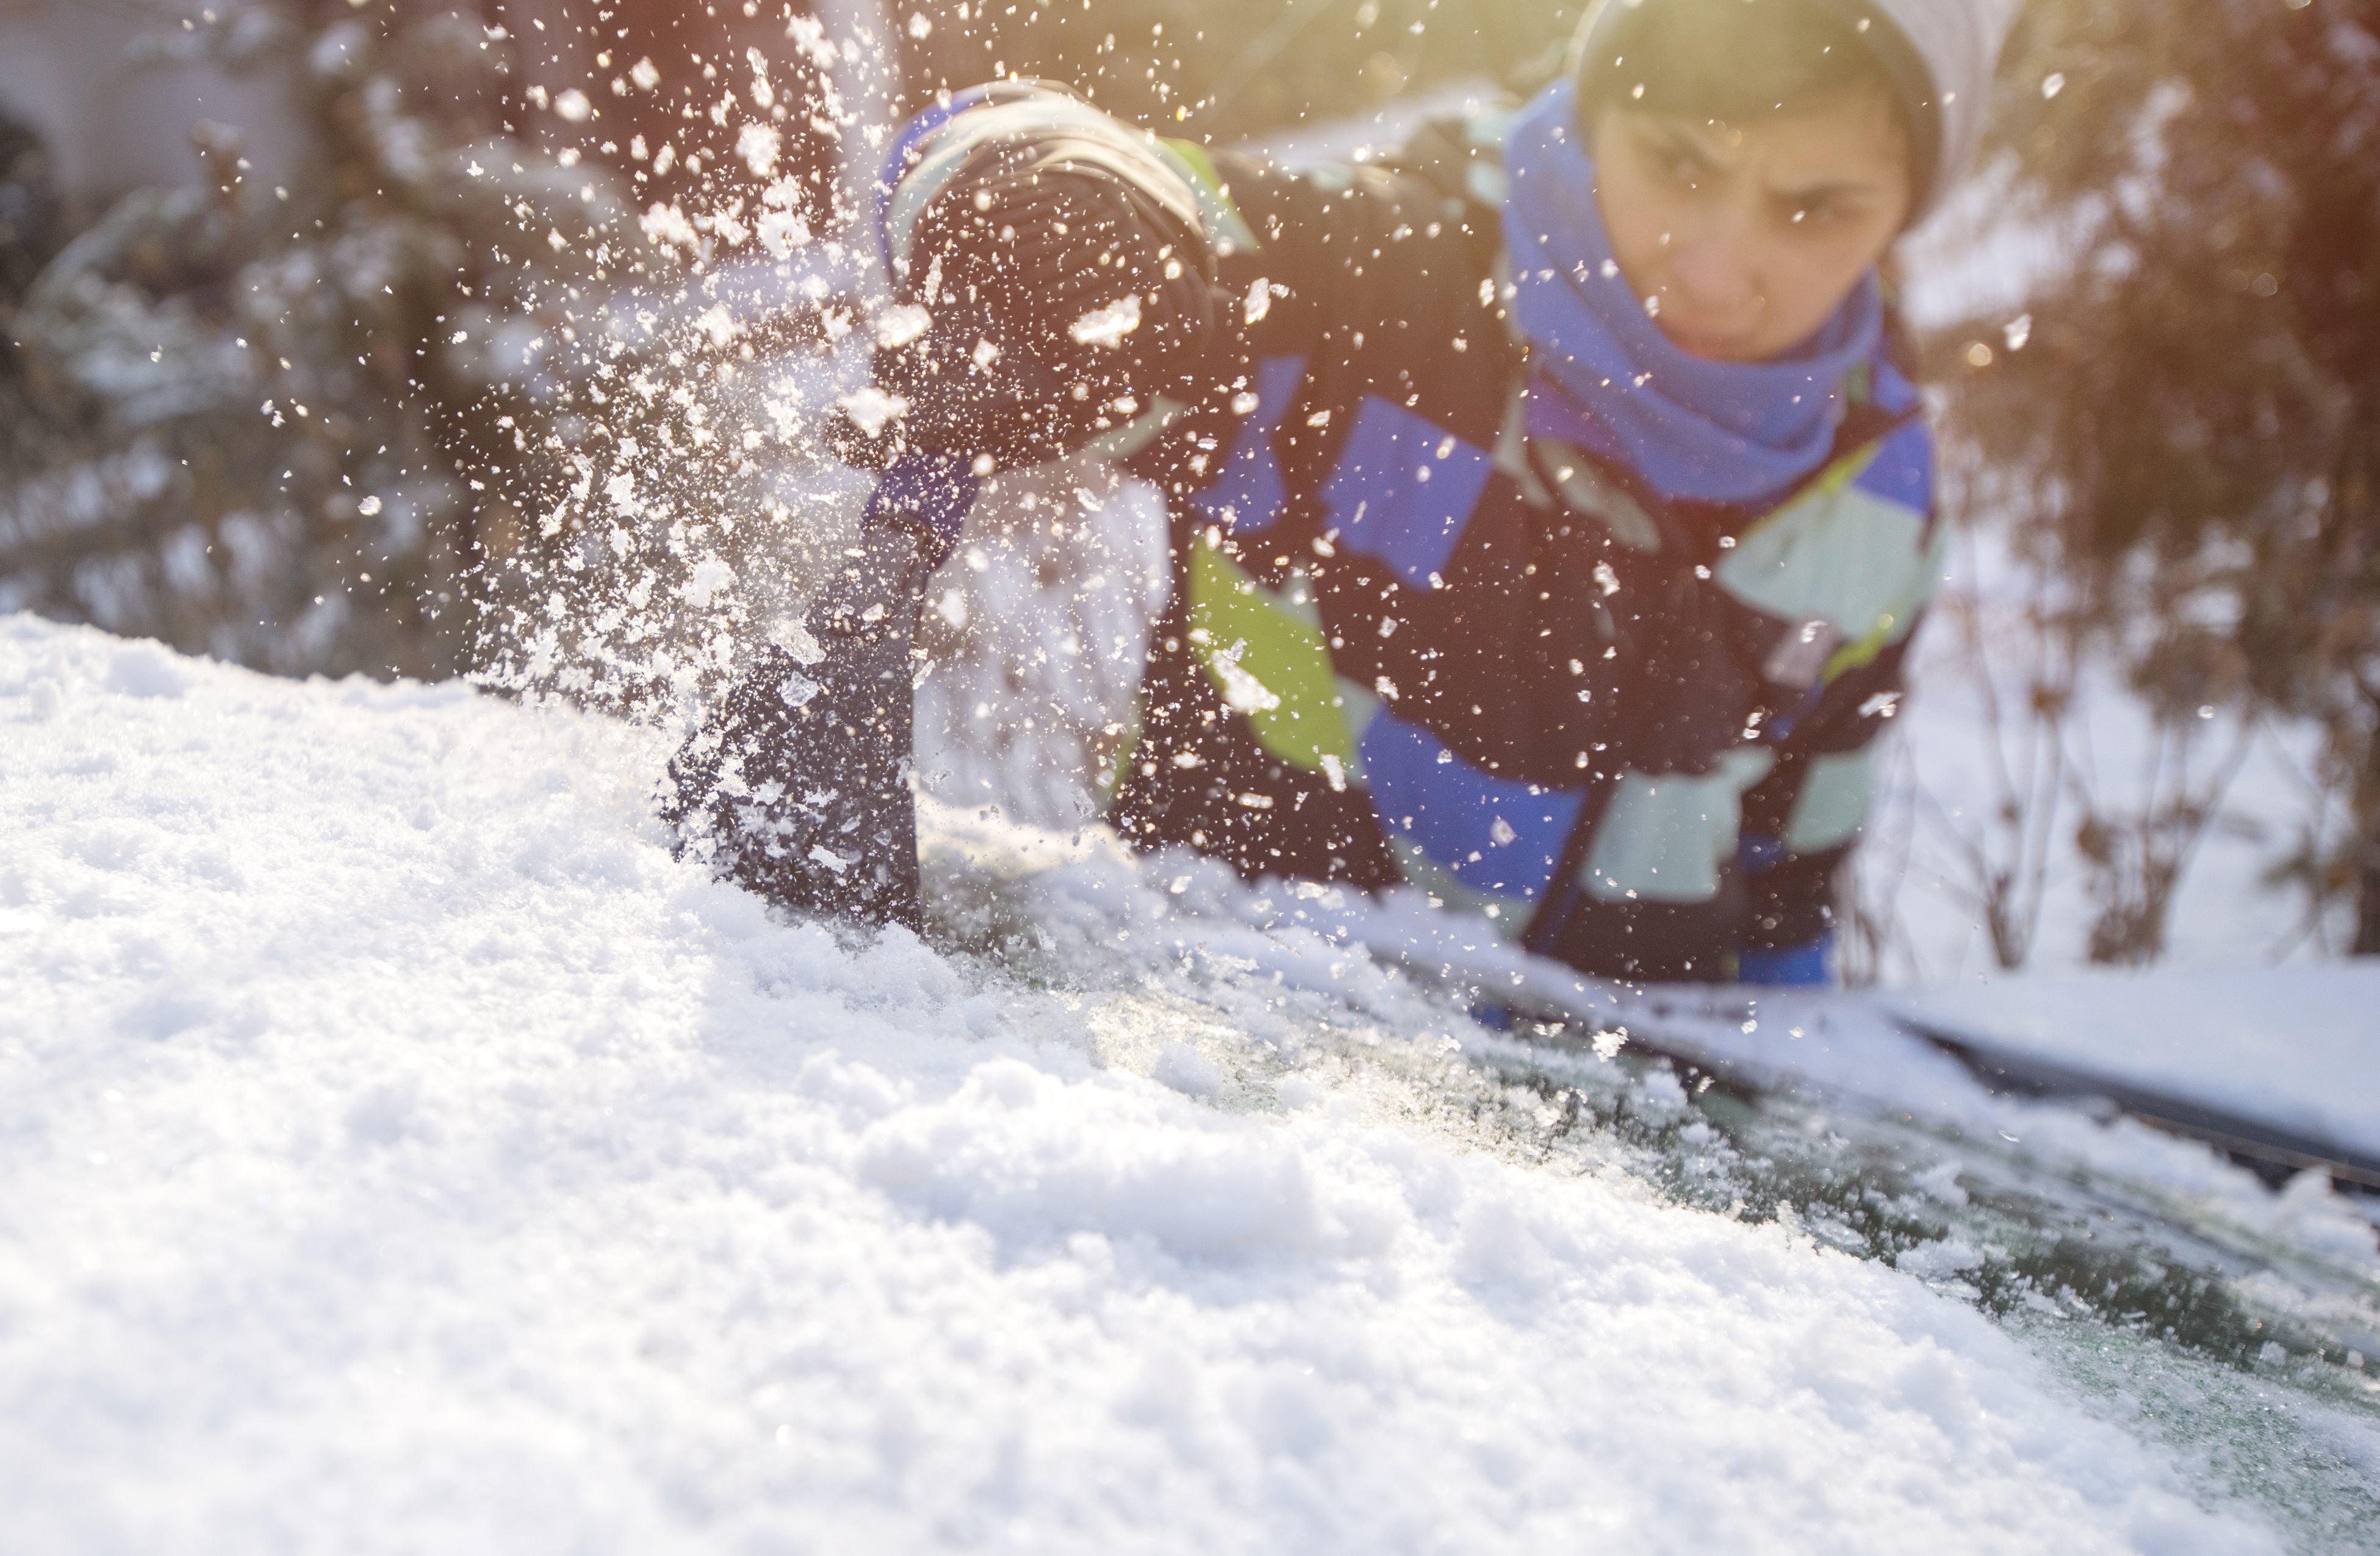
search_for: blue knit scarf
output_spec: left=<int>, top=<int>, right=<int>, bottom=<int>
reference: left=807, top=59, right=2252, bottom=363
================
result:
left=1501, top=81, right=1883, bottom=507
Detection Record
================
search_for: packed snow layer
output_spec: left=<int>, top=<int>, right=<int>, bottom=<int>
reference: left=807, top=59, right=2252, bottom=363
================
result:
left=0, top=613, right=2310, bottom=1553
left=1891, top=966, right=2380, bottom=1163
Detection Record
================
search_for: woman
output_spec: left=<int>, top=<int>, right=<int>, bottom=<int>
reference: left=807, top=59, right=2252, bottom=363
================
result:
left=670, top=0, right=2015, bottom=987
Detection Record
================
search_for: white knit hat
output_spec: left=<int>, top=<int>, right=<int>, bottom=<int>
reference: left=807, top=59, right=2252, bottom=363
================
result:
left=1569, top=0, right=2021, bottom=220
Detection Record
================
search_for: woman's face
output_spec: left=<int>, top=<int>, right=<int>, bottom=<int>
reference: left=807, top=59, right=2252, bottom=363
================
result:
left=1592, top=90, right=1913, bottom=363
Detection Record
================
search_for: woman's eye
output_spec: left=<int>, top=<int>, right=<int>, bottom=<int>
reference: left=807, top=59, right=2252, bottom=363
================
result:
left=1653, top=146, right=1703, bottom=182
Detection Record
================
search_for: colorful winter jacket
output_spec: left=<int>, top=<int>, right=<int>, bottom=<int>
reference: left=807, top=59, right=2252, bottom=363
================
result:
left=870, top=84, right=1943, bottom=984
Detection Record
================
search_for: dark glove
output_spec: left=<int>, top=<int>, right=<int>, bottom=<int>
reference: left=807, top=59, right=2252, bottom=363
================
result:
left=665, top=525, right=937, bottom=930
left=836, top=158, right=1232, bottom=469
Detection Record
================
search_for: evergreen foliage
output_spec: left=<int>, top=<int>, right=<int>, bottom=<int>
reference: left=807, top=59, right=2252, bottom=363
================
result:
left=0, top=0, right=615, bottom=679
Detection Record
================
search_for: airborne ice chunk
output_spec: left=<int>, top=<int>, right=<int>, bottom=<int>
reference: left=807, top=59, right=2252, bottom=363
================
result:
left=758, top=211, right=811, bottom=258
left=836, top=386, right=908, bottom=438
left=639, top=203, right=699, bottom=251
left=1068, top=293, right=1142, bottom=348
left=1208, top=641, right=1280, bottom=715
left=874, top=303, right=931, bottom=348
left=737, top=123, right=781, bottom=178
left=1244, top=276, right=1272, bottom=326
left=680, top=557, right=736, bottom=608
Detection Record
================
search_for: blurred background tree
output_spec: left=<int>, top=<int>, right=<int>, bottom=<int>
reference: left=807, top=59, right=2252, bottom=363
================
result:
left=0, top=101, right=71, bottom=503
left=0, top=0, right=616, bottom=679
left=1935, top=0, right=2380, bottom=957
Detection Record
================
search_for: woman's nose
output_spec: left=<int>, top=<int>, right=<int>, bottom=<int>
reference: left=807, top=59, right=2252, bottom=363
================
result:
left=1661, top=211, right=1761, bottom=313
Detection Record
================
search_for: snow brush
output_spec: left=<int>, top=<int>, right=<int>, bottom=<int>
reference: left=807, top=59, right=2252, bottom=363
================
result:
left=664, top=450, right=979, bottom=932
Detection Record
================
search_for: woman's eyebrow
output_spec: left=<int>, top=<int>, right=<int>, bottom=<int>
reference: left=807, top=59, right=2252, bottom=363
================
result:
left=1646, top=124, right=1722, bottom=162
left=1769, top=176, right=1883, bottom=204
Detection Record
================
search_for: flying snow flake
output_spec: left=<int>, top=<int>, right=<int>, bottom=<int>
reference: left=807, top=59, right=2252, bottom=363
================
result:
left=356, top=495, right=383, bottom=517
left=708, top=204, right=750, bottom=246
left=1245, top=276, right=1272, bottom=325
left=553, top=88, right=592, bottom=123
left=747, top=48, right=775, bottom=110
left=639, top=203, right=699, bottom=251
left=1069, top=293, right=1142, bottom=348
left=908, top=11, right=932, bottom=38
left=630, top=56, right=660, bottom=90
left=758, top=211, right=811, bottom=258
left=874, top=303, right=932, bottom=348
left=2003, top=314, right=2032, bottom=351
left=737, top=123, right=781, bottom=178
left=1210, top=647, right=1281, bottom=715
left=680, top=557, right=737, bottom=608
left=1857, top=690, right=1900, bottom=719
left=836, top=386, right=909, bottom=437
left=786, top=12, right=836, bottom=70
left=2042, top=72, right=2066, bottom=98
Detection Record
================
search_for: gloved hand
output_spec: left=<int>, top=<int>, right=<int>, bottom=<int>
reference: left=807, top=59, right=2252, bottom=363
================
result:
left=833, top=157, right=1232, bottom=470
left=664, top=525, right=938, bottom=930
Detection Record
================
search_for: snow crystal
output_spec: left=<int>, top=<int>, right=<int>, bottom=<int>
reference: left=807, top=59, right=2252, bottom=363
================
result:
left=835, top=385, right=908, bottom=438
left=1068, top=293, right=1143, bottom=349
left=737, top=123, right=782, bottom=179
left=873, top=302, right=932, bottom=349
